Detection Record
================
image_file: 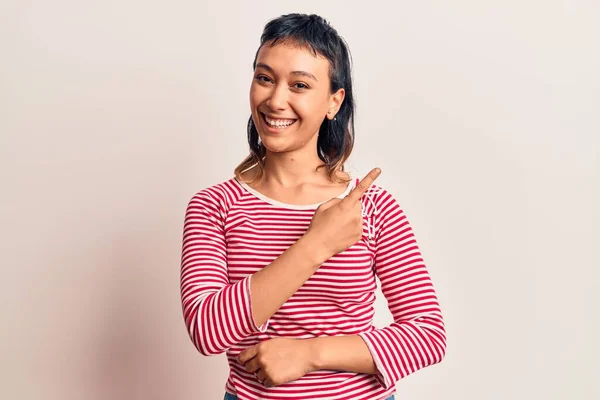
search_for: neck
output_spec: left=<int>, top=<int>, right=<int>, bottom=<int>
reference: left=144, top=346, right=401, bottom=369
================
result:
left=262, top=150, right=326, bottom=187
left=260, top=131, right=333, bottom=187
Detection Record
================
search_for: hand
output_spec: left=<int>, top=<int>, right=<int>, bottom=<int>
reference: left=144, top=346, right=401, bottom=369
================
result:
left=237, top=338, right=316, bottom=388
left=305, top=168, right=382, bottom=260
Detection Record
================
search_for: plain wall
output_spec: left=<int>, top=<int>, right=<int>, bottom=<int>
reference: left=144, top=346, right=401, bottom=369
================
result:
left=1, top=1, right=598, bottom=399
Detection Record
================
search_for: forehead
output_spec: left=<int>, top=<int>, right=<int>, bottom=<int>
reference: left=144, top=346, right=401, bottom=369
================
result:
left=255, top=42, right=330, bottom=79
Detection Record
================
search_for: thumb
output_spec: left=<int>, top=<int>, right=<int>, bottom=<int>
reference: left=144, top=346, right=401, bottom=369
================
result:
left=238, top=346, right=258, bottom=365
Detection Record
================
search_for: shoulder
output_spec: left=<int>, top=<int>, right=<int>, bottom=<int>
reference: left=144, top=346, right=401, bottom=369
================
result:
left=357, top=180, right=405, bottom=217
left=186, top=177, right=245, bottom=214
left=354, top=178, right=394, bottom=203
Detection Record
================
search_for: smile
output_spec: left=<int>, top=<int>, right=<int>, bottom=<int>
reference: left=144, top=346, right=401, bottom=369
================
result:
left=261, top=113, right=298, bottom=129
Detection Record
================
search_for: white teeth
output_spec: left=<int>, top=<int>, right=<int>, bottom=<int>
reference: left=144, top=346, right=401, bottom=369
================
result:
left=265, top=115, right=296, bottom=128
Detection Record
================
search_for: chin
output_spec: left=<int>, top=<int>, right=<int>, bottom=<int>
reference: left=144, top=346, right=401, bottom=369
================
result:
left=261, top=138, right=306, bottom=154
left=261, top=142, right=292, bottom=154
left=258, top=130, right=317, bottom=154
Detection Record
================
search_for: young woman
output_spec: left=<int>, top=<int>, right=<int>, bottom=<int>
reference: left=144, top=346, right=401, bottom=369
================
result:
left=180, top=13, right=446, bottom=400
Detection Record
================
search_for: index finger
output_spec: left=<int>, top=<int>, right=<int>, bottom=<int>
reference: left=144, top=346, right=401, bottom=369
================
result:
left=344, top=168, right=381, bottom=203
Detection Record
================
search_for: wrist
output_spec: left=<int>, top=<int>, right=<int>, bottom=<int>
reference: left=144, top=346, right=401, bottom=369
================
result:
left=297, top=233, right=331, bottom=266
left=305, top=337, right=324, bottom=372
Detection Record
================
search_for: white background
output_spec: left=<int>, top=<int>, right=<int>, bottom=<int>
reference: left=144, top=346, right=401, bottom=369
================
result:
left=1, top=1, right=598, bottom=399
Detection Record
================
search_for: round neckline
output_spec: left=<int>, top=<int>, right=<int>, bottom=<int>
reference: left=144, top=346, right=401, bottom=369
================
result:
left=234, top=177, right=357, bottom=210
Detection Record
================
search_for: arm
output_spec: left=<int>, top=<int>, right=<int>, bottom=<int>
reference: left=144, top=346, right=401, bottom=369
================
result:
left=306, top=190, right=447, bottom=387
left=180, top=189, right=326, bottom=356
left=248, top=235, right=327, bottom=327
left=309, top=335, right=378, bottom=374
left=355, top=189, right=447, bottom=388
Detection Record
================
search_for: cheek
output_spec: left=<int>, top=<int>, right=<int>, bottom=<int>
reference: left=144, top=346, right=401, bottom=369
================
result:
left=249, top=86, right=260, bottom=107
left=295, top=96, right=327, bottom=120
left=296, top=108, right=326, bottom=130
left=249, top=82, right=268, bottom=105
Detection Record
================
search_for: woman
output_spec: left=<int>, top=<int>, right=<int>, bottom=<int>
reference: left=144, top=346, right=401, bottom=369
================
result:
left=180, top=13, right=447, bottom=400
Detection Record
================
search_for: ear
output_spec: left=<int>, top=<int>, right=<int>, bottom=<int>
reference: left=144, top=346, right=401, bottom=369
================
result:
left=327, top=88, right=346, bottom=120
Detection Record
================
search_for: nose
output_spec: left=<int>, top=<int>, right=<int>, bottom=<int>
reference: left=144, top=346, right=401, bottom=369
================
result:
left=266, top=84, right=288, bottom=111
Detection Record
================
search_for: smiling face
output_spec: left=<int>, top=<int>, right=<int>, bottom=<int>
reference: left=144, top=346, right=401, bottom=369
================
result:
left=249, top=41, right=344, bottom=155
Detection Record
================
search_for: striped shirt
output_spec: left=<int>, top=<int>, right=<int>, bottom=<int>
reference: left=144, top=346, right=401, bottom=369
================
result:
left=180, top=177, right=446, bottom=400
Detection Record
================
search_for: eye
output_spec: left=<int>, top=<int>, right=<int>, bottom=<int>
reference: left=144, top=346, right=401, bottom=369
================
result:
left=293, top=82, right=309, bottom=90
left=255, top=74, right=272, bottom=83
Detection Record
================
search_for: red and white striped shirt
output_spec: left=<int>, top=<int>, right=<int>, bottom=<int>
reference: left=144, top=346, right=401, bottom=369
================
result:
left=180, top=177, right=446, bottom=400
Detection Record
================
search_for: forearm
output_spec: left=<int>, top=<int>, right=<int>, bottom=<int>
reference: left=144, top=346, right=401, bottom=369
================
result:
left=250, top=234, right=328, bottom=327
left=309, top=335, right=377, bottom=375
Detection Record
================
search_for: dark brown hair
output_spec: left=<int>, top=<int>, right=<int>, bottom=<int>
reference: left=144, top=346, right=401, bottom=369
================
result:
left=235, top=13, right=356, bottom=184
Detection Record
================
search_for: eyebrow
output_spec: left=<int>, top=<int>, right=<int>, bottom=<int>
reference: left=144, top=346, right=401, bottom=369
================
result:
left=255, top=63, right=318, bottom=82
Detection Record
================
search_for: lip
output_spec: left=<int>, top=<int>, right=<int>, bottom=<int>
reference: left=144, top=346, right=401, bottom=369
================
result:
left=262, top=112, right=297, bottom=120
left=259, top=112, right=298, bottom=134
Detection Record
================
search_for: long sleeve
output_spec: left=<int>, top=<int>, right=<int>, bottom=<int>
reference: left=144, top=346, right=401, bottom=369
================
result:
left=180, top=189, right=269, bottom=356
left=358, top=189, right=447, bottom=389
